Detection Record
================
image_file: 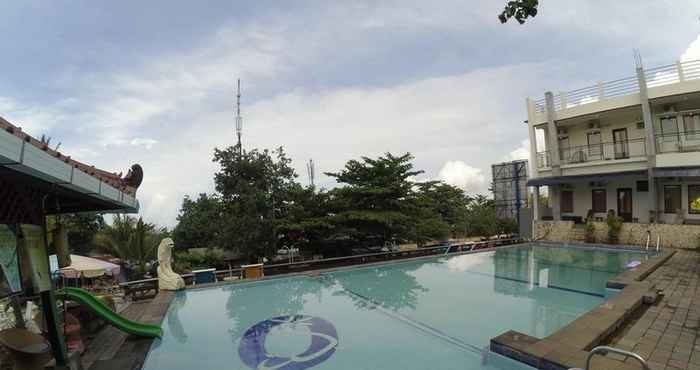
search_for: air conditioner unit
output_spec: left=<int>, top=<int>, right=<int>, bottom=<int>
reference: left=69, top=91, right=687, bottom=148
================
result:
left=557, top=128, right=568, bottom=135
left=663, top=104, right=676, bottom=113
left=587, top=120, right=601, bottom=129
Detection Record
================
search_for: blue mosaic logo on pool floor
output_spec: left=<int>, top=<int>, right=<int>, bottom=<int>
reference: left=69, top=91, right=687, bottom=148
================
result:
left=238, top=315, right=339, bottom=370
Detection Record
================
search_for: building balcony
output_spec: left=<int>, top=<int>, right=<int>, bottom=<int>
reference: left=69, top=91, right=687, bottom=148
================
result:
left=528, top=59, right=700, bottom=125
left=536, top=138, right=646, bottom=169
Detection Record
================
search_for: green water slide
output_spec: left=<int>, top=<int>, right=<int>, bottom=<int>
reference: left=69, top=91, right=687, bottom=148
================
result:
left=57, top=287, right=163, bottom=338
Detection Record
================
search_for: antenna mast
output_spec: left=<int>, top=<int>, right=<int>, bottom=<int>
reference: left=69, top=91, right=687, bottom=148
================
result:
left=306, top=159, right=315, bottom=188
left=236, top=79, right=243, bottom=152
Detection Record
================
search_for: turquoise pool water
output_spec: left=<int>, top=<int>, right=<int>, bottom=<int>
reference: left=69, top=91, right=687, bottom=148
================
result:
left=142, top=244, right=650, bottom=370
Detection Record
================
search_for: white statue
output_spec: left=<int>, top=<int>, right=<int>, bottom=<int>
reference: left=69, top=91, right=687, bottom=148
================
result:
left=157, top=238, right=185, bottom=291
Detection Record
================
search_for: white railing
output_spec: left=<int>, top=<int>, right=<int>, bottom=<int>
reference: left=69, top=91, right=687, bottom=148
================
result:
left=532, top=59, right=700, bottom=114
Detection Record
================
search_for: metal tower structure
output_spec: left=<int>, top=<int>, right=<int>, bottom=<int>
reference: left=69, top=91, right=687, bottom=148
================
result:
left=306, top=159, right=315, bottom=187
left=235, top=79, right=243, bottom=152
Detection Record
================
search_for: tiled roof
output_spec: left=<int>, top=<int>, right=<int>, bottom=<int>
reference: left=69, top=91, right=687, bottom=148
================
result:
left=0, top=116, right=140, bottom=196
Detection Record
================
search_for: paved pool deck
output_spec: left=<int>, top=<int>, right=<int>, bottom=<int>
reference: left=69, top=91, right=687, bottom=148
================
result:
left=607, top=249, right=700, bottom=370
left=491, top=247, right=678, bottom=370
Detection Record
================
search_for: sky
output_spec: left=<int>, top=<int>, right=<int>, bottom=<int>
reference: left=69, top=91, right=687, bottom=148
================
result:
left=2, top=1, right=700, bottom=228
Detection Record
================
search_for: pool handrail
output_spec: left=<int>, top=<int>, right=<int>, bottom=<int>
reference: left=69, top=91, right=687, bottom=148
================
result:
left=569, top=346, right=649, bottom=370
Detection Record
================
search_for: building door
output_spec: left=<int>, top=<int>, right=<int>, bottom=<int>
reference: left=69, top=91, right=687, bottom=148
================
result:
left=617, top=188, right=633, bottom=222
left=613, top=128, right=629, bottom=159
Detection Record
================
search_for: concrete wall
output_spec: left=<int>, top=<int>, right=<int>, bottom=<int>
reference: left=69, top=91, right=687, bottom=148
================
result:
left=656, top=180, right=700, bottom=224
left=534, top=220, right=700, bottom=249
left=555, top=178, right=650, bottom=223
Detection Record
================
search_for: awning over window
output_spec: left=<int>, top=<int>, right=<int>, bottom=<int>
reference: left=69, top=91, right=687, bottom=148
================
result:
left=527, top=170, right=646, bottom=187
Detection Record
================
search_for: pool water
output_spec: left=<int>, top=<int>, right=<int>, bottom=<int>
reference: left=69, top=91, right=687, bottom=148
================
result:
left=142, top=244, right=650, bottom=370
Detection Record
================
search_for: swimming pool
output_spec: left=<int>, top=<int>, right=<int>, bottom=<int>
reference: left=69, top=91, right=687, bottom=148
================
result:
left=142, top=243, right=651, bottom=370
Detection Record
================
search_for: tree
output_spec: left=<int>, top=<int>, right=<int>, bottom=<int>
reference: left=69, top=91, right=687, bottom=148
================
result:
left=499, top=0, right=538, bottom=24
left=275, top=185, right=334, bottom=255
left=62, top=213, right=105, bottom=255
left=213, top=146, right=298, bottom=261
left=95, top=215, right=167, bottom=275
left=413, top=182, right=468, bottom=239
left=325, top=153, right=422, bottom=245
left=173, top=193, right=222, bottom=251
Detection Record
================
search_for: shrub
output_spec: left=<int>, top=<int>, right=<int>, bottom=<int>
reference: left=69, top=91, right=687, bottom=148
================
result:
left=606, top=210, right=623, bottom=244
left=584, top=218, right=596, bottom=243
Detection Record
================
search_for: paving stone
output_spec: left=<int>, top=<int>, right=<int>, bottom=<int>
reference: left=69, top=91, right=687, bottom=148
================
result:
left=669, top=359, right=689, bottom=370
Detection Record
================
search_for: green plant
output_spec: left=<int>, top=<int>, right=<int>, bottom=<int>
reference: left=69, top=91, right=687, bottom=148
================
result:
left=584, top=219, right=596, bottom=243
left=606, top=210, right=623, bottom=244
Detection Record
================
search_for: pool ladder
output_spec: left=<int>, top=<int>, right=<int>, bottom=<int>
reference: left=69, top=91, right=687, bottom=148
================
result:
left=570, top=346, right=649, bottom=370
left=569, top=346, right=649, bottom=370
left=644, top=231, right=660, bottom=252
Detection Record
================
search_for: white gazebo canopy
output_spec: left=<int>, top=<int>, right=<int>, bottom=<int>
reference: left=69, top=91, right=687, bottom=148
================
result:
left=49, top=254, right=121, bottom=279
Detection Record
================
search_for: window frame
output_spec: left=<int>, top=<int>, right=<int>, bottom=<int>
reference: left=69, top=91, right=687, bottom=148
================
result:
left=664, top=185, right=682, bottom=214
left=591, top=189, right=607, bottom=213
left=587, top=131, right=602, bottom=158
left=560, top=190, right=574, bottom=213
left=688, top=185, right=700, bottom=215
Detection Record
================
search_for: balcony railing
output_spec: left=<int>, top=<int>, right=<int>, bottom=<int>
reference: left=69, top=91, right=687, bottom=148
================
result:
left=535, top=139, right=646, bottom=169
left=560, top=138, right=646, bottom=165
left=655, top=130, right=700, bottom=153
left=532, top=59, right=700, bottom=114
left=536, top=151, right=551, bottom=169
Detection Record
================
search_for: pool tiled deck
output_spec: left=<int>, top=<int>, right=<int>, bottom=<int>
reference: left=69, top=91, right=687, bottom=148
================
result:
left=491, top=248, right=678, bottom=370
left=607, top=249, right=700, bottom=370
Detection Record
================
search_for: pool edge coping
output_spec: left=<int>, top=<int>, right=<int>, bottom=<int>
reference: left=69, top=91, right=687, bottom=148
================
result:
left=121, top=242, right=664, bottom=370
left=490, top=248, right=677, bottom=370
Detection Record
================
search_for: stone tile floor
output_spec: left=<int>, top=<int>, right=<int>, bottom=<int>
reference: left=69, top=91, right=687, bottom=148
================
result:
left=610, top=249, right=700, bottom=370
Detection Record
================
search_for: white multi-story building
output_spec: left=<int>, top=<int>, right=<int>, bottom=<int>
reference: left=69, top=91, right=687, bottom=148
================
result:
left=527, top=58, right=700, bottom=231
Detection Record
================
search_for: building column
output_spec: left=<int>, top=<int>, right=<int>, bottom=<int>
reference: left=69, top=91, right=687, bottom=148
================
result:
left=545, top=92, right=561, bottom=176
left=550, top=185, right=561, bottom=221
left=636, top=61, right=658, bottom=223
left=532, top=186, right=540, bottom=222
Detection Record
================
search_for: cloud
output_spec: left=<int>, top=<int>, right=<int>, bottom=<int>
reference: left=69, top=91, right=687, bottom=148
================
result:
left=505, top=139, right=530, bottom=162
left=681, top=34, right=700, bottom=62
left=130, top=138, right=158, bottom=149
left=5, top=1, right=700, bottom=229
left=437, top=161, right=487, bottom=194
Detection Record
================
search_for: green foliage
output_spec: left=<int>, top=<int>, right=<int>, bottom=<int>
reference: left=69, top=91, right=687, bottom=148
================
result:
left=325, top=153, right=422, bottom=245
left=463, top=195, right=516, bottom=237
left=172, top=249, right=226, bottom=274
left=213, top=146, right=298, bottom=262
left=95, top=215, right=169, bottom=276
left=584, top=219, right=596, bottom=243
left=174, top=148, right=510, bottom=261
left=499, top=0, right=538, bottom=24
left=606, top=210, right=623, bottom=244
left=173, top=193, right=222, bottom=250
left=61, top=213, right=105, bottom=254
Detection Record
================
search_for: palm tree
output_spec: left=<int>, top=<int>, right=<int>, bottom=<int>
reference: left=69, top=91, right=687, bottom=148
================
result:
left=95, top=215, right=166, bottom=275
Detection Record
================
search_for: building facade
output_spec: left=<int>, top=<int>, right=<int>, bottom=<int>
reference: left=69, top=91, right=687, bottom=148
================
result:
left=526, top=59, right=700, bottom=247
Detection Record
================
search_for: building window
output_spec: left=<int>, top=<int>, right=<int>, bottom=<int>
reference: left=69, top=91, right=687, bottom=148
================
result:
left=587, top=131, right=602, bottom=158
left=683, top=114, right=700, bottom=140
left=689, top=185, right=700, bottom=214
left=636, top=181, right=648, bottom=192
left=561, top=190, right=573, bottom=213
left=592, top=189, right=606, bottom=213
left=660, top=116, right=679, bottom=142
left=664, top=185, right=682, bottom=214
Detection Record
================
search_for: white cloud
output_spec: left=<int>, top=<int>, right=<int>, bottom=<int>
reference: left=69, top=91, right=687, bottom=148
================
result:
left=505, top=139, right=530, bottom=162
left=130, top=138, right=158, bottom=149
left=681, top=34, right=700, bottom=62
left=437, top=161, right=487, bottom=194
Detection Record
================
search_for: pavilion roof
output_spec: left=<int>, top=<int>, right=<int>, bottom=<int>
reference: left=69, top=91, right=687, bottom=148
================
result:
left=0, top=117, right=140, bottom=196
